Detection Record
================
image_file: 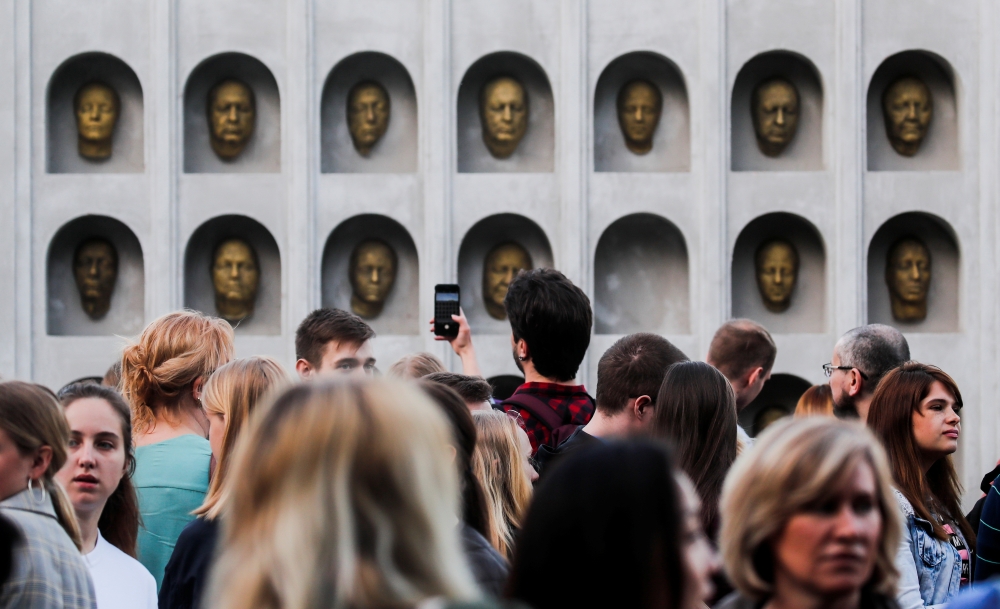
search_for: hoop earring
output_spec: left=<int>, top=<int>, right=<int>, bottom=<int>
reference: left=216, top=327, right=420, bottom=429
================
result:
left=27, top=478, right=47, bottom=505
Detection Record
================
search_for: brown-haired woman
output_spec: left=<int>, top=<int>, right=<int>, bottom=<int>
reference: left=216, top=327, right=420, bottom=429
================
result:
left=868, top=362, right=974, bottom=608
left=120, top=310, right=234, bottom=588
left=794, top=383, right=835, bottom=417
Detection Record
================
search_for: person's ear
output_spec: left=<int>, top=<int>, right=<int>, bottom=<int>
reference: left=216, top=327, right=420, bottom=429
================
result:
left=848, top=371, right=864, bottom=397
left=192, top=376, right=205, bottom=401
left=746, top=366, right=764, bottom=388
left=633, top=395, right=653, bottom=420
left=515, top=338, right=530, bottom=361
left=30, top=446, right=53, bottom=481
left=295, top=359, right=314, bottom=380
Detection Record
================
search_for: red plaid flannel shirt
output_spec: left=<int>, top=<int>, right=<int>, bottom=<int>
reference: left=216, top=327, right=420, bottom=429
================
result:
left=501, top=382, right=595, bottom=455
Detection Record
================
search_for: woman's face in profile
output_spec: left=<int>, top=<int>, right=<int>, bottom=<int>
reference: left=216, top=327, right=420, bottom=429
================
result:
left=677, top=474, right=719, bottom=609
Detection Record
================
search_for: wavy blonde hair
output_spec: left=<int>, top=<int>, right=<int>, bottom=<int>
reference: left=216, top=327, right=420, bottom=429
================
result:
left=720, top=417, right=900, bottom=600
left=194, top=356, right=290, bottom=520
left=120, top=310, right=234, bottom=434
left=471, top=410, right=533, bottom=561
left=206, top=378, right=479, bottom=609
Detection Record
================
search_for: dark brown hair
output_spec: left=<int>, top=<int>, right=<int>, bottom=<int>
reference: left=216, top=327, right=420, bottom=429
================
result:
left=424, top=372, right=493, bottom=405
left=707, top=319, right=777, bottom=381
left=596, top=333, right=688, bottom=415
left=867, top=362, right=974, bottom=548
left=295, top=308, right=375, bottom=367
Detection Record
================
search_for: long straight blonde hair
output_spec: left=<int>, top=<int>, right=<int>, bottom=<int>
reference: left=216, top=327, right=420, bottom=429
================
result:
left=206, top=378, right=479, bottom=609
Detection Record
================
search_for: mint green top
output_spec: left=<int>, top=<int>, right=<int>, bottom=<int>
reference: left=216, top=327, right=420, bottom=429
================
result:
left=133, top=434, right=211, bottom=591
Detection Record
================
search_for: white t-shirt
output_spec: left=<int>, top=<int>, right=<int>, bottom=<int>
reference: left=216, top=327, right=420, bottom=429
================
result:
left=85, top=531, right=158, bottom=609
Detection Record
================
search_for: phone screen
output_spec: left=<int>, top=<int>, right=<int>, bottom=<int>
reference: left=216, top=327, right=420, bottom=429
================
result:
left=436, top=292, right=459, bottom=302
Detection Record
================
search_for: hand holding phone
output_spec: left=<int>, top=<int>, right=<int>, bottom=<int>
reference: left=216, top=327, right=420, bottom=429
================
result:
left=434, top=284, right=461, bottom=338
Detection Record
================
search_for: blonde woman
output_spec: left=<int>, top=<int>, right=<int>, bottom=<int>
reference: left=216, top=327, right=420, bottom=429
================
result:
left=120, top=310, right=234, bottom=588
left=159, top=356, right=290, bottom=609
left=718, top=417, right=900, bottom=609
left=472, top=411, right=535, bottom=561
left=206, top=378, right=513, bottom=609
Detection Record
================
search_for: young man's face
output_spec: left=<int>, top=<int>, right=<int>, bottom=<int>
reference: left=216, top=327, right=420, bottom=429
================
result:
left=299, top=339, right=375, bottom=379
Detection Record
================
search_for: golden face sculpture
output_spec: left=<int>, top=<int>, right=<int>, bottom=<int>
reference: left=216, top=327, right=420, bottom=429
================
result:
left=74, top=82, right=120, bottom=161
left=755, top=239, right=799, bottom=313
left=480, top=76, right=528, bottom=159
left=207, top=79, right=256, bottom=160
left=349, top=240, right=397, bottom=319
left=886, top=237, right=931, bottom=322
left=212, top=238, right=260, bottom=322
left=617, top=79, right=663, bottom=155
left=347, top=81, right=390, bottom=157
left=483, top=243, right=532, bottom=320
left=882, top=76, right=932, bottom=157
left=751, top=78, right=800, bottom=157
left=73, top=238, right=118, bottom=320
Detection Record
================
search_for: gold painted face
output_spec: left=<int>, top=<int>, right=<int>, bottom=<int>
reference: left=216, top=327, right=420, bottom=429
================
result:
left=349, top=240, right=397, bottom=319
left=755, top=239, right=799, bottom=313
left=483, top=243, right=532, bottom=320
left=617, top=79, right=663, bottom=155
left=480, top=76, right=528, bottom=159
left=74, top=82, right=120, bottom=160
left=212, top=238, right=259, bottom=322
left=347, top=81, right=391, bottom=157
left=883, top=76, right=932, bottom=157
left=886, top=237, right=931, bottom=322
left=73, top=238, right=118, bottom=320
left=208, top=79, right=256, bottom=160
left=752, top=78, right=800, bottom=157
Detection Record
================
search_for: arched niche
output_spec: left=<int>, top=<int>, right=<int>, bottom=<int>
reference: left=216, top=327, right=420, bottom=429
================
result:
left=183, top=53, right=280, bottom=173
left=321, top=52, right=417, bottom=173
left=866, top=51, right=958, bottom=171
left=458, top=214, right=554, bottom=332
left=456, top=52, right=554, bottom=173
left=731, top=51, right=823, bottom=171
left=184, top=215, right=281, bottom=335
left=488, top=375, right=524, bottom=401
left=594, top=213, right=689, bottom=334
left=867, top=212, right=958, bottom=332
left=321, top=214, right=419, bottom=335
left=47, top=215, right=144, bottom=336
left=731, top=213, right=826, bottom=333
left=47, top=52, right=144, bottom=173
left=594, top=51, right=689, bottom=172
left=738, top=373, right=811, bottom=437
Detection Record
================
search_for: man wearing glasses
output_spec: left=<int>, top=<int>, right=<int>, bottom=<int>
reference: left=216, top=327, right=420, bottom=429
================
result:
left=824, top=324, right=910, bottom=422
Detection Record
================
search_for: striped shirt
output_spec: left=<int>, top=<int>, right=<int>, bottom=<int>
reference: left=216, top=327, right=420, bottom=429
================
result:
left=975, top=473, right=1000, bottom=581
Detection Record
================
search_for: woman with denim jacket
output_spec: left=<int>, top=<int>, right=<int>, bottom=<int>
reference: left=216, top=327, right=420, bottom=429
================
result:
left=868, top=362, right=975, bottom=609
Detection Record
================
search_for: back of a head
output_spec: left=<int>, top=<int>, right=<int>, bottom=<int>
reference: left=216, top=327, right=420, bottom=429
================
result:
left=386, top=352, right=446, bottom=379
left=596, top=333, right=688, bottom=415
left=835, top=324, right=910, bottom=394
left=208, top=378, right=477, bottom=609
left=706, top=319, right=777, bottom=382
left=794, top=384, right=834, bottom=417
left=504, top=268, right=593, bottom=382
left=424, top=372, right=493, bottom=406
left=508, top=441, right=685, bottom=609
left=295, top=308, right=375, bottom=368
left=120, top=310, right=235, bottom=434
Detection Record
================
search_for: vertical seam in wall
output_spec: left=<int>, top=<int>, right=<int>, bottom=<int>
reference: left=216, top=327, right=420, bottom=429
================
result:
left=14, top=0, right=33, bottom=378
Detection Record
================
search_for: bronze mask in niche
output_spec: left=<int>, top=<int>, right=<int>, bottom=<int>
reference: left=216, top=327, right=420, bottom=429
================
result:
left=483, top=243, right=533, bottom=320
left=207, top=79, right=256, bottom=160
left=74, top=82, right=120, bottom=161
left=212, top=238, right=260, bottom=322
left=755, top=239, right=799, bottom=313
left=617, top=79, right=663, bottom=155
left=886, top=236, right=931, bottom=322
left=347, top=81, right=391, bottom=157
left=73, top=238, right=119, bottom=320
left=751, top=77, right=800, bottom=157
left=882, top=76, right=932, bottom=157
left=349, top=239, right=397, bottom=319
left=480, top=76, right=528, bottom=159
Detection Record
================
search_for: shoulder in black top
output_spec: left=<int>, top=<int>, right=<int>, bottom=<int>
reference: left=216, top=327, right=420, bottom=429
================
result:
left=460, top=522, right=509, bottom=598
left=159, top=516, right=220, bottom=609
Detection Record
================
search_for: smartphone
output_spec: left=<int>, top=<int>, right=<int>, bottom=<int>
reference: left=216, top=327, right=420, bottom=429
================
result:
left=434, top=284, right=461, bottom=338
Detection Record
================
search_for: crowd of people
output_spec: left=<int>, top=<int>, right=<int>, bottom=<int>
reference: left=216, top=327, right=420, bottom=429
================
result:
left=0, top=266, right=998, bottom=609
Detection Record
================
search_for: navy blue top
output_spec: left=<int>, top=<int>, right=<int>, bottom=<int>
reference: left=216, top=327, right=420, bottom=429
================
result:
left=158, top=517, right=218, bottom=609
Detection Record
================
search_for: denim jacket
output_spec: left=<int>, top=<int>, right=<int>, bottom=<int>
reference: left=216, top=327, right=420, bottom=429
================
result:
left=893, top=489, right=964, bottom=609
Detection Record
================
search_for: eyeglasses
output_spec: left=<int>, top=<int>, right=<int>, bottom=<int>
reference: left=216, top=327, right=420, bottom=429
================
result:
left=822, top=363, right=869, bottom=380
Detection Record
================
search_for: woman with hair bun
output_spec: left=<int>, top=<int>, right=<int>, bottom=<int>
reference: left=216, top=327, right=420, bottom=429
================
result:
left=120, top=310, right=234, bottom=589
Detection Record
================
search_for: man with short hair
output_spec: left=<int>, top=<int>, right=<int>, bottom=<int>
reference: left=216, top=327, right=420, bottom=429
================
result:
left=294, top=308, right=376, bottom=379
left=500, top=269, right=595, bottom=455
left=706, top=319, right=777, bottom=444
left=424, top=372, right=493, bottom=412
left=827, top=324, right=909, bottom=422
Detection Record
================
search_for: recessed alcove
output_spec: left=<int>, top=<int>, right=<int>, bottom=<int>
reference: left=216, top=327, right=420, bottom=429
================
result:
left=183, top=215, right=281, bottom=335
left=594, top=52, right=689, bottom=173
left=456, top=52, right=554, bottom=173
left=867, top=212, right=958, bottom=332
left=866, top=51, right=958, bottom=171
left=183, top=53, right=280, bottom=173
left=488, top=375, right=524, bottom=401
left=47, top=52, right=144, bottom=173
left=731, top=213, right=826, bottom=333
left=594, top=213, right=689, bottom=334
left=731, top=51, right=823, bottom=171
left=47, top=215, right=144, bottom=336
left=738, top=373, right=811, bottom=437
left=458, top=214, right=554, bottom=332
left=321, top=214, right=419, bottom=335
left=321, top=52, right=417, bottom=174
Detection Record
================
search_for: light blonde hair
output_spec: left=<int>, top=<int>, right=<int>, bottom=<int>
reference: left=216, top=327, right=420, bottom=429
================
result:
left=194, top=356, right=290, bottom=520
left=720, top=417, right=899, bottom=600
left=471, top=411, right=533, bottom=561
left=206, top=378, right=479, bottom=609
left=121, top=310, right=234, bottom=434
left=387, top=352, right=445, bottom=379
